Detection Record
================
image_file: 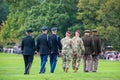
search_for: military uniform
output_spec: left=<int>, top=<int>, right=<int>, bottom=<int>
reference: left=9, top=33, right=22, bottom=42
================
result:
left=21, top=29, right=35, bottom=74
left=72, top=36, right=85, bottom=72
left=37, top=26, right=51, bottom=73
left=91, top=29, right=101, bottom=72
left=49, top=27, right=62, bottom=73
left=61, top=32, right=74, bottom=72
left=82, top=30, right=93, bottom=72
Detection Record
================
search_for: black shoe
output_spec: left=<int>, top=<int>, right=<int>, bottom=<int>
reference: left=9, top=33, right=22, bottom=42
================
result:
left=92, top=71, right=96, bottom=72
left=24, top=72, right=29, bottom=75
left=84, top=70, right=89, bottom=72
left=39, top=72, right=45, bottom=74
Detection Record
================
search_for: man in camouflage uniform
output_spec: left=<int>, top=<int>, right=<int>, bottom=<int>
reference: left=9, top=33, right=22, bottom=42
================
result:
left=61, top=31, right=74, bottom=73
left=72, top=30, right=85, bottom=72
left=82, top=30, right=93, bottom=72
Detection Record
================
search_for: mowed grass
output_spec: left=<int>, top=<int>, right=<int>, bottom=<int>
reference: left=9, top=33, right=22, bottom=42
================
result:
left=0, top=53, right=120, bottom=80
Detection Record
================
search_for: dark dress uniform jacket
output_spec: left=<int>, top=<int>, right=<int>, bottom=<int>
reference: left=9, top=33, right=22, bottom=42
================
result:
left=21, top=35, right=35, bottom=55
left=37, top=34, right=51, bottom=54
left=82, top=35, right=93, bottom=55
left=92, top=35, right=101, bottom=55
left=49, top=34, right=62, bottom=54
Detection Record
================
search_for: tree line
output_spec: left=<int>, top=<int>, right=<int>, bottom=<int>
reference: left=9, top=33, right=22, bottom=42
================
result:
left=0, top=0, right=120, bottom=51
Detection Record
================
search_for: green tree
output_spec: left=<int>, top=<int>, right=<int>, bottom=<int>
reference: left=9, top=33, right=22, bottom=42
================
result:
left=96, top=0, right=120, bottom=27
left=0, top=0, right=40, bottom=44
left=0, top=0, right=9, bottom=25
left=24, top=0, right=79, bottom=37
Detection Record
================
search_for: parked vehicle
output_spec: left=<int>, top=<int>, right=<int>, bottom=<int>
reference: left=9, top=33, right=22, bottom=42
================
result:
left=104, top=51, right=119, bottom=61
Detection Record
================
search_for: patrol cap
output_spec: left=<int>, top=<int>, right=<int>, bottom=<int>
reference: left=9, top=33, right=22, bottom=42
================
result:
left=75, top=30, right=80, bottom=34
left=66, top=31, right=71, bottom=34
left=51, top=27, right=58, bottom=31
left=26, top=28, right=33, bottom=33
left=92, top=29, right=97, bottom=32
left=41, top=26, right=48, bottom=31
left=84, top=30, right=90, bottom=33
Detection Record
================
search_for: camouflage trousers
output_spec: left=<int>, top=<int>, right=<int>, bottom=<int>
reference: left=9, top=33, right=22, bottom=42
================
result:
left=62, top=52, right=71, bottom=69
left=72, top=53, right=82, bottom=70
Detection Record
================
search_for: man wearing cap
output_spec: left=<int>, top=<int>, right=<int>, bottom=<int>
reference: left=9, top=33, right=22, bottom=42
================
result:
left=37, top=26, right=51, bottom=74
left=21, top=28, right=35, bottom=74
left=71, top=30, right=85, bottom=72
left=82, top=30, right=93, bottom=72
left=61, top=31, right=75, bottom=72
left=91, top=29, right=101, bottom=72
left=49, top=27, right=62, bottom=73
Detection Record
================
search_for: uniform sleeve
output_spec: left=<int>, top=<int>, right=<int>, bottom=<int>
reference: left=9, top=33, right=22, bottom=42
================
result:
left=97, top=38, right=101, bottom=54
left=70, top=39, right=75, bottom=52
left=21, top=38, right=24, bottom=51
left=36, top=37, right=40, bottom=52
left=90, top=37, right=94, bottom=53
left=80, top=39, right=85, bottom=54
left=61, top=38, right=64, bottom=47
left=57, top=37, right=62, bottom=51
left=48, top=36, right=51, bottom=51
left=32, top=38, right=36, bottom=51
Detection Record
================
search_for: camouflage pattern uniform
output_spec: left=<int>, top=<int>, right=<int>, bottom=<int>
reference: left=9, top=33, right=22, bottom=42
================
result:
left=72, top=36, right=85, bottom=71
left=61, top=36, right=74, bottom=72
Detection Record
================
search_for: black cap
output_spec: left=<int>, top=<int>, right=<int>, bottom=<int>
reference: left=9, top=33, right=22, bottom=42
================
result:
left=41, top=26, right=48, bottom=31
left=84, top=30, right=90, bottom=33
left=92, top=29, right=97, bottom=32
left=51, top=27, right=58, bottom=31
left=26, top=28, right=33, bottom=33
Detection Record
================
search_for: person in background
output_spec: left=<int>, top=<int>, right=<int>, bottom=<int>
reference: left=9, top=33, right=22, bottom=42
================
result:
left=49, top=27, right=62, bottom=73
left=21, top=28, right=35, bottom=74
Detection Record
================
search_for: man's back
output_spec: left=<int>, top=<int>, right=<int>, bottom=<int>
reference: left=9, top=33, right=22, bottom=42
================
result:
left=37, top=34, right=50, bottom=54
left=82, top=35, right=93, bottom=55
left=50, top=34, right=62, bottom=53
left=21, top=35, right=35, bottom=55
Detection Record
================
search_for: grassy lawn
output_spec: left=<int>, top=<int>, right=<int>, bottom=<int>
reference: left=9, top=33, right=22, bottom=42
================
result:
left=0, top=53, right=120, bottom=80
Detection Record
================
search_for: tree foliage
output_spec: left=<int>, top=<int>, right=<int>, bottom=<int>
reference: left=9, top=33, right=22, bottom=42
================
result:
left=0, top=0, right=120, bottom=51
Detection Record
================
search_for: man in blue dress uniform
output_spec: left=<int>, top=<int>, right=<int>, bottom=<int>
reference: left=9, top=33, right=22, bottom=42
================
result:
left=21, top=28, right=35, bottom=74
left=37, top=26, right=51, bottom=74
left=49, top=27, right=62, bottom=73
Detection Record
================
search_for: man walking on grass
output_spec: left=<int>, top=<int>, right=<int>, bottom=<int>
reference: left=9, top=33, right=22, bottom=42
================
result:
left=37, top=26, right=51, bottom=74
left=91, top=29, right=101, bottom=72
left=49, top=27, right=62, bottom=73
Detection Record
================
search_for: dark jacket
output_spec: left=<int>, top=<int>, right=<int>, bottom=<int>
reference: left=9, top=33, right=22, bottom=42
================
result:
left=37, top=33, right=51, bottom=54
left=21, top=35, right=35, bottom=55
left=92, top=35, right=101, bottom=55
left=82, top=35, right=93, bottom=55
left=49, top=34, right=62, bottom=54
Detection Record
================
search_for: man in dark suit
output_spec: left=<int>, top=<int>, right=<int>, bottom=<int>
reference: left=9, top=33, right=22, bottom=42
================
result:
left=49, top=27, right=62, bottom=73
left=82, top=30, right=93, bottom=72
left=37, top=26, right=51, bottom=74
left=91, top=29, right=101, bottom=72
left=21, top=28, right=35, bottom=74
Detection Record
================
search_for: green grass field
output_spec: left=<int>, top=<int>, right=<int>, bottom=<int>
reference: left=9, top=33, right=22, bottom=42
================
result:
left=0, top=53, right=120, bottom=80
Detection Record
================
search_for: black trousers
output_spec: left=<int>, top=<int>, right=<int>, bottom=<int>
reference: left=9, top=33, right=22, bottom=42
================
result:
left=23, top=55, right=34, bottom=73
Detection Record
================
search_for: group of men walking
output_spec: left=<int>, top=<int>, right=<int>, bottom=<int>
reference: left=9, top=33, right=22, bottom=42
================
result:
left=21, top=26, right=101, bottom=75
